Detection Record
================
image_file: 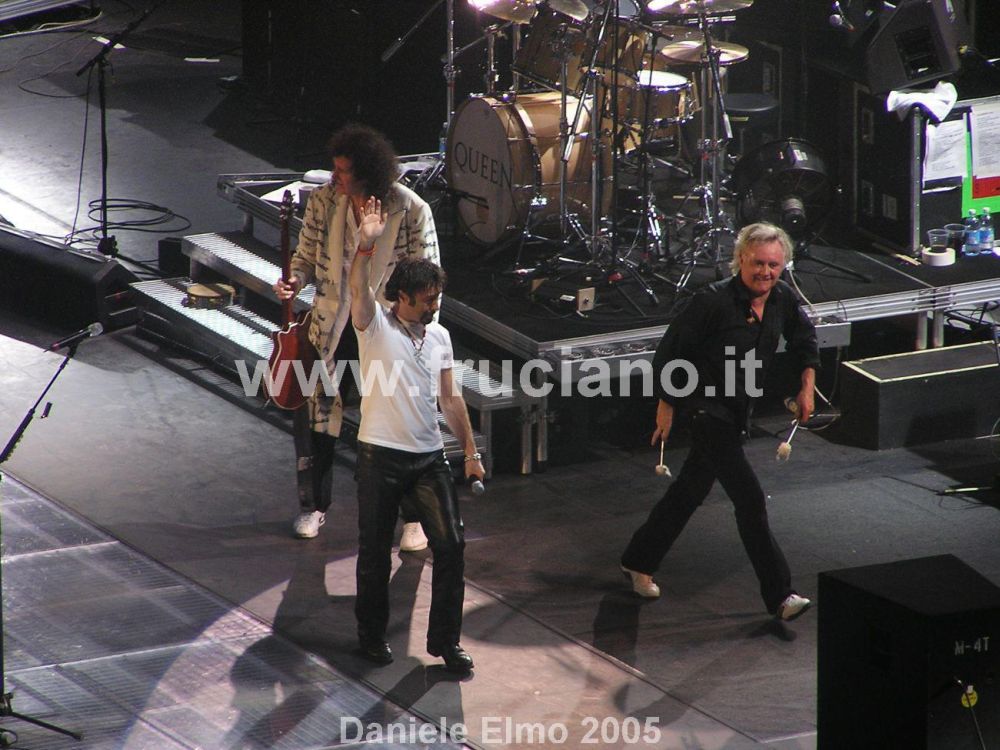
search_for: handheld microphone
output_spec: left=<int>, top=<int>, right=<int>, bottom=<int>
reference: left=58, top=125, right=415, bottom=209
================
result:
left=48, top=322, right=103, bottom=351
left=469, top=476, right=486, bottom=496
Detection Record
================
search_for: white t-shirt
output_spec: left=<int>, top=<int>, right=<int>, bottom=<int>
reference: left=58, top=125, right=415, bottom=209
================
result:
left=356, top=303, right=454, bottom=453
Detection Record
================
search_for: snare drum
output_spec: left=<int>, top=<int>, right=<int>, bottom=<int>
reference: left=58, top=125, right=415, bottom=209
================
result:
left=446, top=93, right=611, bottom=245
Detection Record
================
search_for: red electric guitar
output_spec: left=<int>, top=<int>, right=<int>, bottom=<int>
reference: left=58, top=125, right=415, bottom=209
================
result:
left=266, top=190, right=318, bottom=410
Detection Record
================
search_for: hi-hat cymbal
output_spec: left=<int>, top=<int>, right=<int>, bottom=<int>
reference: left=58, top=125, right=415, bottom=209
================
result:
left=655, top=38, right=750, bottom=66
left=548, top=0, right=589, bottom=21
left=645, top=0, right=752, bottom=16
left=469, top=0, right=537, bottom=23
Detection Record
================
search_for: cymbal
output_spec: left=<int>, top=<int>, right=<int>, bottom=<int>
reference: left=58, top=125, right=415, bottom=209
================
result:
left=655, top=38, right=750, bottom=66
left=645, top=0, right=752, bottom=16
left=469, top=0, right=537, bottom=23
left=548, top=0, right=589, bottom=21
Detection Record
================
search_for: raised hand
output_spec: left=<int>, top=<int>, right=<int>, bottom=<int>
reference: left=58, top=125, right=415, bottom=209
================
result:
left=358, top=196, right=387, bottom=249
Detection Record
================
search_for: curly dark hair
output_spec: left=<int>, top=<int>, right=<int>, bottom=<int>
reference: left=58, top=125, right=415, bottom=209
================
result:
left=327, top=124, right=398, bottom=201
left=384, top=258, right=447, bottom=302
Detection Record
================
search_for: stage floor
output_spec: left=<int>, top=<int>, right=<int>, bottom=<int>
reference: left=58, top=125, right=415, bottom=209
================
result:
left=3, top=325, right=1000, bottom=749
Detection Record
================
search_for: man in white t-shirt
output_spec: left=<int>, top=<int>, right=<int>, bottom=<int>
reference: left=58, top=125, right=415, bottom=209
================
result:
left=348, top=198, right=484, bottom=672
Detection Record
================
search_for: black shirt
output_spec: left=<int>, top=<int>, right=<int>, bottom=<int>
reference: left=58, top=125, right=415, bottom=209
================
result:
left=652, top=276, right=820, bottom=429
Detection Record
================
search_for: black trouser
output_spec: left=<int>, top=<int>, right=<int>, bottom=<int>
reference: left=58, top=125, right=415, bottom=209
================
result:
left=355, top=442, right=465, bottom=648
left=621, top=411, right=793, bottom=613
left=293, top=407, right=336, bottom=513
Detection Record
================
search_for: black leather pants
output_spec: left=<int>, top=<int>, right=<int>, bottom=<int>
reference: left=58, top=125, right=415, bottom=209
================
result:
left=293, top=406, right=336, bottom=513
left=355, top=442, right=465, bottom=648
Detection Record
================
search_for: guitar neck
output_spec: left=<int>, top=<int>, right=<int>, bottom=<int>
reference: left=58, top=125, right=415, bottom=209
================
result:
left=279, top=190, right=294, bottom=327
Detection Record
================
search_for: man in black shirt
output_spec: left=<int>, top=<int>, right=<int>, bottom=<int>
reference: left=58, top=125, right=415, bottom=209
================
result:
left=620, top=222, right=819, bottom=620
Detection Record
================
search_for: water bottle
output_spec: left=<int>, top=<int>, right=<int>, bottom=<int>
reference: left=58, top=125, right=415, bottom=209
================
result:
left=438, top=123, right=448, bottom=160
left=981, top=207, right=996, bottom=255
left=962, top=209, right=981, bottom=257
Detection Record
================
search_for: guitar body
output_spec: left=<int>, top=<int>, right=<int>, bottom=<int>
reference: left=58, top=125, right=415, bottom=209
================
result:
left=266, top=190, right=319, bottom=411
left=266, top=310, right=317, bottom=411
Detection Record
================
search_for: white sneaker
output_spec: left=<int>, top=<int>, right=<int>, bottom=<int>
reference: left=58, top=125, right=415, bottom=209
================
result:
left=777, top=593, right=812, bottom=621
left=400, top=522, right=428, bottom=552
left=621, top=565, right=661, bottom=599
left=293, top=511, right=325, bottom=538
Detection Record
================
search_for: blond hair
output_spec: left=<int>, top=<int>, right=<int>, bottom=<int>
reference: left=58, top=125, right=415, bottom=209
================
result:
left=729, top=222, right=794, bottom=275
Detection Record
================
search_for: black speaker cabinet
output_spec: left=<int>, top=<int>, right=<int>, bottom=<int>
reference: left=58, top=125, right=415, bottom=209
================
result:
left=866, top=0, right=971, bottom=94
left=839, top=341, right=1000, bottom=449
left=0, top=227, right=137, bottom=329
left=819, top=555, right=1000, bottom=749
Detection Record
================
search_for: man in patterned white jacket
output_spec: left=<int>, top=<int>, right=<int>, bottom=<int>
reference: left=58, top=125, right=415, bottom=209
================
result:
left=273, top=124, right=440, bottom=544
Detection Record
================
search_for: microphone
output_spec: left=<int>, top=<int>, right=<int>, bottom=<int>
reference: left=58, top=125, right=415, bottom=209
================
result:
left=48, top=322, right=103, bottom=351
left=469, top=476, right=486, bottom=496
left=829, top=0, right=855, bottom=30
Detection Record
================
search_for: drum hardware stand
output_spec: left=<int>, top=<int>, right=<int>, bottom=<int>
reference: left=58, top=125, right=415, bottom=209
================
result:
left=513, top=18, right=593, bottom=269
left=623, top=23, right=677, bottom=265
left=484, top=23, right=509, bottom=94
left=787, top=190, right=872, bottom=283
left=0, top=345, right=85, bottom=745
left=670, top=11, right=735, bottom=290
left=447, top=21, right=513, bottom=95
left=582, top=2, right=663, bottom=307
left=552, top=0, right=617, bottom=256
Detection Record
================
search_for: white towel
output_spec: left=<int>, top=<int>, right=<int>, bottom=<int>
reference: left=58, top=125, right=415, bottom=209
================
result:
left=886, top=81, right=959, bottom=123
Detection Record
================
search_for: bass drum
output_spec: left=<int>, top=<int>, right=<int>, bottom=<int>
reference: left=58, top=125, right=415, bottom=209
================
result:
left=446, top=93, right=611, bottom=245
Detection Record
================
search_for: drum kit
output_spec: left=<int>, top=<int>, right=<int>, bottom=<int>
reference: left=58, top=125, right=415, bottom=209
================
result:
left=437, top=0, right=756, bottom=294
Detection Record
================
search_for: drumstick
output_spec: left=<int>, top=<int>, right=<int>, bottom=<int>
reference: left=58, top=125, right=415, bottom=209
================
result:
left=655, top=439, right=672, bottom=476
left=776, top=420, right=799, bottom=461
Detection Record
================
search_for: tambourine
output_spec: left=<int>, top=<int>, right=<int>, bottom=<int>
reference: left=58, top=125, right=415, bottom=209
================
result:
left=183, top=282, right=235, bottom=309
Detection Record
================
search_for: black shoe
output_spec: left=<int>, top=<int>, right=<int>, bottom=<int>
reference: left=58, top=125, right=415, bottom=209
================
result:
left=427, top=642, right=474, bottom=673
left=358, top=639, right=393, bottom=665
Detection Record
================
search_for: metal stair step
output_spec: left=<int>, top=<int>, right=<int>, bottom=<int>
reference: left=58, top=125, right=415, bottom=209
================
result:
left=131, top=278, right=275, bottom=369
left=182, top=231, right=315, bottom=312
left=132, top=278, right=493, bottom=474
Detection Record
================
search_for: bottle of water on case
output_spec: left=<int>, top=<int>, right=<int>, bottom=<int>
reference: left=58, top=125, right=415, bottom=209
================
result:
left=963, top=208, right=981, bottom=256
left=981, top=207, right=996, bottom=255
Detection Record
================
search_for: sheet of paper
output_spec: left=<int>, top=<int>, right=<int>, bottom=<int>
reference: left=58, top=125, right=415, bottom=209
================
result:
left=923, top=117, right=967, bottom=186
left=261, top=181, right=310, bottom=204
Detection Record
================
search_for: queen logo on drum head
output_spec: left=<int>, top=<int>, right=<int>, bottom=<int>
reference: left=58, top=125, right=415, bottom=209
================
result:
left=446, top=93, right=611, bottom=245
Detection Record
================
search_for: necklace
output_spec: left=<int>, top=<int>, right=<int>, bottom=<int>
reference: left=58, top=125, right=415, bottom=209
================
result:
left=392, top=310, right=426, bottom=353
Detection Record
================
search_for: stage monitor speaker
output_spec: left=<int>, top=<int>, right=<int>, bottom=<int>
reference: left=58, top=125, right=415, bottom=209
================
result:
left=818, top=555, right=1000, bottom=749
left=865, top=0, right=971, bottom=94
left=838, top=341, right=1000, bottom=449
left=0, top=227, right=137, bottom=330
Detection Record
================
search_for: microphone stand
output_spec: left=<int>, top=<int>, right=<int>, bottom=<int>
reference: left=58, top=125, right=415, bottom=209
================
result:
left=379, top=0, right=455, bottom=149
left=75, top=6, right=155, bottom=258
left=0, top=344, right=84, bottom=742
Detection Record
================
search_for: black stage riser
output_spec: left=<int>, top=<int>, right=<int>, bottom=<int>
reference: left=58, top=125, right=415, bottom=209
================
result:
left=818, top=555, right=1000, bottom=750
left=838, top=342, right=1000, bottom=449
left=0, top=228, right=137, bottom=330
